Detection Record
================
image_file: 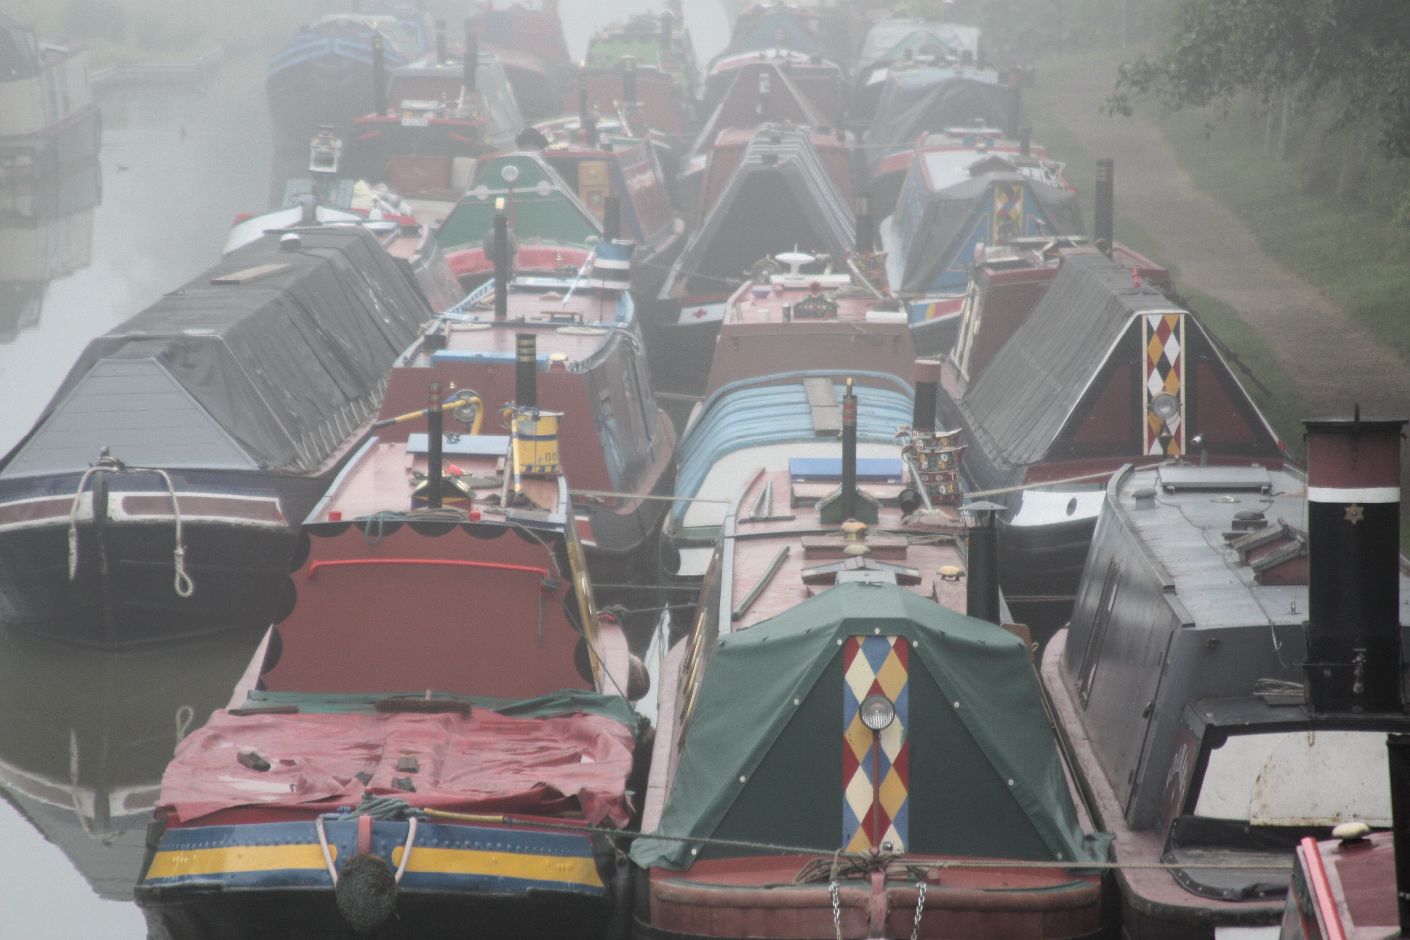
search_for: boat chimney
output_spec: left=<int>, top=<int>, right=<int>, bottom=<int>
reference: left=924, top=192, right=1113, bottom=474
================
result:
left=603, top=194, right=621, bottom=242
left=462, top=21, right=478, bottom=91
left=515, top=332, right=537, bottom=409
left=1094, top=158, right=1114, bottom=256
left=659, top=10, right=673, bottom=46
left=1303, top=412, right=1407, bottom=714
left=436, top=19, right=446, bottom=64
left=426, top=384, right=444, bottom=510
left=493, top=199, right=509, bottom=321
left=621, top=56, right=638, bottom=105
left=912, top=359, right=940, bottom=433
left=841, top=378, right=858, bottom=522
left=1019, top=126, right=1032, bottom=157
left=1388, top=733, right=1410, bottom=935
left=372, top=32, right=388, bottom=115
left=962, top=501, right=1004, bottom=624
left=854, top=194, right=874, bottom=254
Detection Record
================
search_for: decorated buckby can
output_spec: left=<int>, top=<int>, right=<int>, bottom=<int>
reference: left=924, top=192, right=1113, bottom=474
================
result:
left=512, top=409, right=563, bottom=477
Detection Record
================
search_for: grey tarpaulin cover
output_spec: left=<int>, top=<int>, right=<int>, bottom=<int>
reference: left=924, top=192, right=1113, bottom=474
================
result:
left=1, top=226, right=431, bottom=477
left=865, top=67, right=1019, bottom=174
left=662, top=126, right=854, bottom=300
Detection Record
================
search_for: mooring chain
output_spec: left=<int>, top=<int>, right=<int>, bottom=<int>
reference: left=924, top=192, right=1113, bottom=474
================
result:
left=911, top=878, right=927, bottom=940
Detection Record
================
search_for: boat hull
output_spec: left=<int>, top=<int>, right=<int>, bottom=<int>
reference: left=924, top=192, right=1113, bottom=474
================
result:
left=267, top=30, right=411, bottom=147
left=0, top=469, right=325, bottom=646
left=140, top=818, right=616, bottom=940
left=637, top=858, right=1111, bottom=940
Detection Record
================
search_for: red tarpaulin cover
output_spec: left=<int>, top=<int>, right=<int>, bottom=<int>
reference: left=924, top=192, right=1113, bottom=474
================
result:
left=159, top=708, right=636, bottom=827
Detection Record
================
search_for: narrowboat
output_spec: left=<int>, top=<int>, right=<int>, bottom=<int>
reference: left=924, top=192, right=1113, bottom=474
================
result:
left=879, top=132, right=1081, bottom=354
left=657, top=126, right=854, bottom=396
left=435, top=147, right=682, bottom=308
left=0, top=630, right=252, bottom=900
left=935, top=248, right=1283, bottom=633
left=1040, top=415, right=1410, bottom=939
left=136, top=398, right=647, bottom=938
left=0, top=16, right=102, bottom=186
left=266, top=6, right=433, bottom=150
left=341, top=26, right=525, bottom=201
left=467, top=0, right=570, bottom=122
left=634, top=377, right=1115, bottom=939
left=712, top=2, right=857, bottom=78
left=852, top=18, right=982, bottom=122
left=577, top=7, right=699, bottom=140
left=396, top=207, right=676, bottom=631
left=0, top=226, right=433, bottom=645
left=864, top=64, right=1020, bottom=179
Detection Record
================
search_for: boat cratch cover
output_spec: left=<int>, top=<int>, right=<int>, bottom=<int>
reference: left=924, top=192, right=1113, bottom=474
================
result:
left=632, top=582, right=1110, bottom=869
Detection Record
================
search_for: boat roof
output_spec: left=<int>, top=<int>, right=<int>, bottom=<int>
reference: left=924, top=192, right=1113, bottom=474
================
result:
left=1, top=227, right=431, bottom=477
left=1108, top=462, right=1410, bottom=630
left=631, top=581, right=1109, bottom=870
left=690, top=57, right=839, bottom=158
left=665, top=127, right=854, bottom=300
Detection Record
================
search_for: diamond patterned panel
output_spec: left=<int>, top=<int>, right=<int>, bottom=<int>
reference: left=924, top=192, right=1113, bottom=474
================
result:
left=842, top=635, right=910, bottom=851
left=1143, top=312, right=1184, bottom=456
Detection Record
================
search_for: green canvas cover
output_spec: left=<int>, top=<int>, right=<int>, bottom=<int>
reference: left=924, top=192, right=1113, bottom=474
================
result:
left=631, top=581, right=1110, bottom=870
left=435, top=153, right=602, bottom=254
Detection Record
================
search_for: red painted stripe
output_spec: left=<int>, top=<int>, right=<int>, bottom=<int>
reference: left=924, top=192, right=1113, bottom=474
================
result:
left=306, top=559, right=549, bottom=579
left=1299, top=836, right=1348, bottom=940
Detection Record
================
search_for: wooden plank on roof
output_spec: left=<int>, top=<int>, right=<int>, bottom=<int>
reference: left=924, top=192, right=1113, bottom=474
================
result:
left=803, top=377, right=841, bottom=435
left=211, top=263, right=291, bottom=285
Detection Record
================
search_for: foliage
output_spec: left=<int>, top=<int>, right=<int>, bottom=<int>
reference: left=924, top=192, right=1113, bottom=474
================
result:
left=1108, top=0, right=1410, bottom=158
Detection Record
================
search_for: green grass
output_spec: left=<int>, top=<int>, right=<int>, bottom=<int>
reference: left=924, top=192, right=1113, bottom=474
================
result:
left=1158, top=109, right=1410, bottom=363
left=1024, top=55, right=1310, bottom=459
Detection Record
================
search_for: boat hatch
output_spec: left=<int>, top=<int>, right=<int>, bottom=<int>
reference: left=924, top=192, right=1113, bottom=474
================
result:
left=787, top=457, right=904, bottom=482
left=1158, top=697, right=1410, bottom=902
left=1156, top=465, right=1272, bottom=493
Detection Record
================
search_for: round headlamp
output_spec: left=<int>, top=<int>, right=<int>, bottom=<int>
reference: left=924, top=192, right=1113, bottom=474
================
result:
left=859, top=694, right=896, bottom=732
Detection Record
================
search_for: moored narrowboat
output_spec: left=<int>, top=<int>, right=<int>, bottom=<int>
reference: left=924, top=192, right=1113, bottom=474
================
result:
left=467, top=0, right=570, bottom=122
left=1040, top=415, right=1410, bottom=938
left=136, top=397, right=646, bottom=938
left=634, top=377, right=1115, bottom=939
left=0, top=226, right=433, bottom=646
left=0, top=16, right=102, bottom=185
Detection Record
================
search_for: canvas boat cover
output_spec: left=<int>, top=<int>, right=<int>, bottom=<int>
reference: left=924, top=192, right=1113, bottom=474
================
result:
left=886, top=161, right=1083, bottom=295
left=858, top=20, right=981, bottom=70
left=435, top=152, right=602, bottom=255
left=159, top=690, right=639, bottom=828
left=663, top=127, right=853, bottom=300
left=958, top=252, right=1184, bottom=471
left=865, top=67, right=1018, bottom=174
left=0, top=227, right=431, bottom=478
left=671, top=371, right=913, bottom=526
left=631, top=582, right=1110, bottom=870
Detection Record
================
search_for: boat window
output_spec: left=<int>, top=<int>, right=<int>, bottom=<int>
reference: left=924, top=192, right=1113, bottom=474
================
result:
left=596, top=387, right=626, bottom=489
left=1192, top=729, right=1392, bottom=826
left=1077, top=558, right=1120, bottom=707
left=628, top=353, right=656, bottom=446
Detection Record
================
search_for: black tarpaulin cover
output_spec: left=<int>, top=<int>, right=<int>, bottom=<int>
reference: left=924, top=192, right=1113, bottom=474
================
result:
left=865, top=67, right=1019, bottom=174
left=3, top=227, right=431, bottom=476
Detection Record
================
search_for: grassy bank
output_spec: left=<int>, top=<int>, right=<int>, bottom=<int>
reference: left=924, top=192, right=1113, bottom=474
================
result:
left=1026, top=55, right=1311, bottom=459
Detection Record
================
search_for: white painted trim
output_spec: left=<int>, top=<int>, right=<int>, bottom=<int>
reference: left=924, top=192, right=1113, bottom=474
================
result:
left=1307, top=485, right=1400, bottom=504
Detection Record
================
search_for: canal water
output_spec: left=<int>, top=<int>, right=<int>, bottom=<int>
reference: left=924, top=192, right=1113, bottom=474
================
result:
left=0, top=4, right=726, bottom=935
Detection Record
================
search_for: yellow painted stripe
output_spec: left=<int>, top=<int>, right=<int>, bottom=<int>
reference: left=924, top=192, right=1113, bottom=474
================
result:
left=391, top=845, right=603, bottom=889
left=145, top=843, right=334, bottom=880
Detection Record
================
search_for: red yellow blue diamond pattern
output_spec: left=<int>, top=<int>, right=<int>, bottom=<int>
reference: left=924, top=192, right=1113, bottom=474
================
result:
left=842, top=635, right=909, bottom=851
left=1143, top=312, right=1184, bottom=456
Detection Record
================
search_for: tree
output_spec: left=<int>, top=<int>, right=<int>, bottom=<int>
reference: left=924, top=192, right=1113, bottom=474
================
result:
left=1107, top=0, right=1410, bottom=158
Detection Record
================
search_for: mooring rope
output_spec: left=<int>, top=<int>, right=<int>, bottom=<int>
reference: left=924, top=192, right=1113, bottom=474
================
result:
left=67, top=456, right=193, bottom=597
left=326, top=795, right=1292, bottom=873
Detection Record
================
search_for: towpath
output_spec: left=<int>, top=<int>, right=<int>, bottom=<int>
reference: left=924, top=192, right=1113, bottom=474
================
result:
left=1040, top=63, right=1410, bottom=422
